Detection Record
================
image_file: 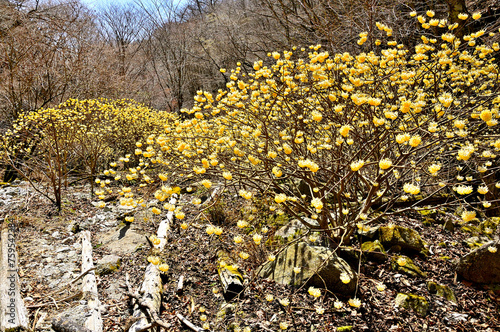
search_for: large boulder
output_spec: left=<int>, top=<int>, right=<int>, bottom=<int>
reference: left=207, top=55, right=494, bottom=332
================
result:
left=456, top=240, right=500, bottom=284
left=379, top=225, right=428, bottom=255
left=259, top=242, right=357, bottom=295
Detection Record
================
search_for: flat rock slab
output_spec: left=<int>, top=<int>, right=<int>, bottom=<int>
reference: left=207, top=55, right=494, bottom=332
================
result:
left=100, top=224, right=147, bottom=255
left=457, top=240, right=500, bottom=284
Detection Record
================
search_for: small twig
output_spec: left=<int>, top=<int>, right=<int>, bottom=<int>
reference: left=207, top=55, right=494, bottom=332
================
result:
left=176, top=275, right=184, bottom=295
left=176, top=313, right=208, bottom=332
left=31, top=307, right=41, bottom=331
left=27, top=291, right=83, bottom=309
left=49, top=296, right=59, bottom=310
left=47, top=267, right=96, bottom=296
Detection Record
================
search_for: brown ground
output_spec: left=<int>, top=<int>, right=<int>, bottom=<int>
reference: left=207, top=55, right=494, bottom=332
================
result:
left=4, top=183, right=500, bottom=332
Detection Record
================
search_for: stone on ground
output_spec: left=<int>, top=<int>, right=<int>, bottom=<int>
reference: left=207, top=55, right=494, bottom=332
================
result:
left=379, top=225, right=428, bottom=255
left=96, top=254, right=122, bottom=276
left=259, top=241, right=357, bottom=295
left=456, top=240, right=500, bottom=284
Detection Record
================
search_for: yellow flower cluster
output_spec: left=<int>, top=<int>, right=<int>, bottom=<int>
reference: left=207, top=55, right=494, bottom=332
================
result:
left=78, top=15, right=500, bottom=251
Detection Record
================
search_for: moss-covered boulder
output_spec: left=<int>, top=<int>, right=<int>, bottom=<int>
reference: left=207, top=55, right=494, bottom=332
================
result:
left=391, top=255, right=427, bottom=278
left=259, top=242, right=357, bottom=295
left=379, top=225, right=428, bottom=255
left=395, top=293, right=429, bottom=316
left=457, top=240, right=500, bottom=284
left=361, top=240, right=387, bottom=262
left=427, top=281, right=457, bottom=303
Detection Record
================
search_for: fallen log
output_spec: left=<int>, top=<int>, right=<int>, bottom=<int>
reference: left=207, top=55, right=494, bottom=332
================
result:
left=155, top=194, right=177, bottom=251
left=0, top=219, right=29, bottom=332
left=127, top=268, right=163, bottom=332
left=218, top=265, right=244, bottom=301
left=80, top=231, right=103, bottom=332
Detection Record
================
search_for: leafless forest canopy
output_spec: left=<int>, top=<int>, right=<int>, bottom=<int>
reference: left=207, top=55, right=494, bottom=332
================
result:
left=0, top=0, right=497, bottom=127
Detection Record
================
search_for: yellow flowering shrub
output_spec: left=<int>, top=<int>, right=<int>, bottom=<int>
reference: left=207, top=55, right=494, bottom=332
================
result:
left=23, top=13, right=493, bottom=246
left=1, top=98, right=172, bottom=209
left=102, top=15, right=500, bottom=245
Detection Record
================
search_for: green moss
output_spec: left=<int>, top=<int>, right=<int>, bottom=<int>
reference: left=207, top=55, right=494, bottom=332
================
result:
left=268, top=213, right=289, bottom=227
left=427, top=281, right=457, bottom=303
left=361, top=240, right=385, bottom=253
left=439, top=256, right=451, bottom=260
left=417, top=208, right=437, bottom=216
left=460, top=225, right=480, bottom=235
left=391, top=255, right=427, bottom=277
left=395, top=293, right=429, bottom=316
left=337, top=326, right=353, bottom=332
left=422, top=218, right=432, bottom=226
left=438, top=242, right=447, bottom=247
left=379, top=225, right=428, bottom=255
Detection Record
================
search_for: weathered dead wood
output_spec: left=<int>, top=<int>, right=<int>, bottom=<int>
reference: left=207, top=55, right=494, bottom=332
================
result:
left=176, top=313, right=207, bottom=332
left=155, top=194, right=177, bottom=251
left=203, top=186, right=220, bottom=206
left=124, top=272, right=170, bottom=332
left=51, top=317, right=93, bottom=332
left=80, top=231, right=102, bottom=332
left=0, top=220, right=29, bottom=331
left=218, top=267, right=244, bottom=301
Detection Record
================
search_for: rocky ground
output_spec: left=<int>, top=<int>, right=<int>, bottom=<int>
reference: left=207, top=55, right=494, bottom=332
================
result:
left=1, top=181, right=499, bottom=332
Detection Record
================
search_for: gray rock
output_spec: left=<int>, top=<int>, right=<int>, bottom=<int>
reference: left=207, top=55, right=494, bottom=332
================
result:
left=54, top=304, right=92, bottom=327
left=361, top=240, right=387, bottom=261
left=96, top=254, right=122, bottom=276
left=457, top=240, right=500, bottom=284
left=275, top=218, right=320, bottom=240
left=391, top=255, right=427, bottom=278
left=101, top=224, right=148, bottom=255
left=103, top=282, right=124, bottom=300
left=259, top=241, right=357, bottom=295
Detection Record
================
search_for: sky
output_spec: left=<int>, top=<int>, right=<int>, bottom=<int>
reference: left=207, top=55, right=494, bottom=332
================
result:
left=79, top=0, right=136, bottom=8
